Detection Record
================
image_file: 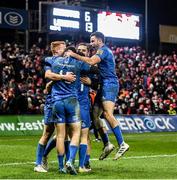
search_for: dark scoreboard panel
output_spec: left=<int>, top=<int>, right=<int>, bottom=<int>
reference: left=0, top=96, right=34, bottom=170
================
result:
left=48, top=6, right=97, bottom=34
left=48, top=5, right=141, bottom=40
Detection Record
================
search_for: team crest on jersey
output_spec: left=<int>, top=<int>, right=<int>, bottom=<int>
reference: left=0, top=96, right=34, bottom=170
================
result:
left=64, top=57, right=69, bottom=64
left=96, top=49, right=103, bottom=55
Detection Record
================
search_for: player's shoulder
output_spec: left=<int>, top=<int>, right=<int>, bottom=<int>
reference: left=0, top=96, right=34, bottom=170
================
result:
left=102, top=45, right=112, bottom=52
left=45, top=56, right=53, bottom=62
left=44, top=56, right=55, bottom=65
left=102, top=45, right=113, bottom=56
left=45, top=56, right=61, bottom=68
left=96, top=45, right=109, bottom=56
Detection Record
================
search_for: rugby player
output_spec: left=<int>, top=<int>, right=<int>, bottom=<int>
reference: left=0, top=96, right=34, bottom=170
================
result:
left=34, top=41, right=76, bottom=173
left=50, top=46, right=91, bottom=175
left=66, top=32, right=129, bottom=160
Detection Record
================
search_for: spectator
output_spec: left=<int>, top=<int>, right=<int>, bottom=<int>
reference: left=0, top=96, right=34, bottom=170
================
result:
left=0, top=42, right=176, bottom=115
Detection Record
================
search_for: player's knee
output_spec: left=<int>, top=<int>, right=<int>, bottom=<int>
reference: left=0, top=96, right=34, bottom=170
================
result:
left=103, top=111, right=112, bottom=119
left=56, top=133, right=65, bottom=139
left=43, top=131, right=51, bottom=140
left=40, top=132, right=51, bottom=144
left=103, top=111, right=108, bottom=119
left=80, top=135, right=88, bottom=144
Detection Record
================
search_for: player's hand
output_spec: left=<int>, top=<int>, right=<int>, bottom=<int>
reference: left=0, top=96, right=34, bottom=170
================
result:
left=80, top=76, right=92, bottom=85
left=45, top=81, right=53, bottom=93
left=63, top=72, right=76, bottom=82
left=65, top=51, right=78, bottom=59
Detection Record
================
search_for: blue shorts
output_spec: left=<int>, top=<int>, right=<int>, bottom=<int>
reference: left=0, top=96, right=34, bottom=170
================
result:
left=44, top=103, right=54, bottom=125
left=80, top=102, right=91, bottom=129
left=95, top=81, right=119, bottom=104
left=53, top=97, right=81, bottom=124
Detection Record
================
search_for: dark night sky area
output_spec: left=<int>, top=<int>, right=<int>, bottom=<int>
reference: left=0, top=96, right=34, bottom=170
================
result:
left=0, top=0, right=177, bottom=51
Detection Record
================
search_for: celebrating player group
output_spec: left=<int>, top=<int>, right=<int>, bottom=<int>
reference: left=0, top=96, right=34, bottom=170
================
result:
left=34, top=31, right=129, bottom=175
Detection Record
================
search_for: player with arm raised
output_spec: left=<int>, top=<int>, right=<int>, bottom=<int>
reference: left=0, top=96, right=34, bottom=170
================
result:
left=39, top=43, right=98, bottom=173
left=66, top=32, right=129, bottom=160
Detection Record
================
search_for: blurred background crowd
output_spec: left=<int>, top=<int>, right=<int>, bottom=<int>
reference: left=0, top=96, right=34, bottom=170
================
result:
left=0, top=42, right=176, bottom=115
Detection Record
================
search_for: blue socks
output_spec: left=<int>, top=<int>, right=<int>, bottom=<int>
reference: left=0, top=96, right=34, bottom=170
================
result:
left=64, top=140, right=70, bottom=162
left=112, top=126, right=124, bottom=146
left=79, top=144, right=87, bottom=168
left=43, top=138, right=56, bottom=157
left=58, top=155, right=64, bottom=169
left=68, top=145, right=78, bottom=164
left=84, top=154, right=90, bottom=166
left=35, top=143, right=46, bottom=165
left=99, top=129, right=109, bottom=146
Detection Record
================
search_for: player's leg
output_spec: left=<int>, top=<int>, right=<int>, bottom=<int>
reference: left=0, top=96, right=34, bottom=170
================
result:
left=78, top=103, right=91, bottom=173
left=84, top=133, right=91, bottom=170
left=78, top=127, right=90, bottom=173
left=90, top=105, right=101, bottom=141
left=43, top=135, right=56, bottom=158
left=66, top=121, right=81, bottom=175
left=93, top=101, right=115, bottom=160
left=65, top=97, right=81, bottom=175
left=55, top=123, right=66, bottom=173
left=102, top=82, right=129, bottom=160
left=93, top=90, right=112, bottom=145
left=34, top=104, right=55, bottom=172
left=93, top=104, right=108, bottom=145
left=42, top=132, right=70, bottom=167
left=34, top=124, right=55, bottom=172
left=52, top=100, right=67, bottom=173
left=64, top=128, right=71, bottom=162
left=42, top=135, right=56, bottom=169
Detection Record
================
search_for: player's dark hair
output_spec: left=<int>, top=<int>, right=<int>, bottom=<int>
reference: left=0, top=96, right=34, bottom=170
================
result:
left=63, top=46, right=85, bottom=56
left=77, top=42, right=90, bottom=51
left=64, top=46, right=77, bottom=53
left=77, top=42, right=91, bottom=56
left=90, top=31, right=105, bottom=43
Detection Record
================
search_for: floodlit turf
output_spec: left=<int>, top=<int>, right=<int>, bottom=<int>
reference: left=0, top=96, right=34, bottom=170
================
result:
left=0, top=132, right=177, bottom=179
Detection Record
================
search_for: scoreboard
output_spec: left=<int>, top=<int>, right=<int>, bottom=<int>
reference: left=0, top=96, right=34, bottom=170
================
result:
left=48, top=5, right=141, bottom=40
left=48, top=6, right=97, bottom=33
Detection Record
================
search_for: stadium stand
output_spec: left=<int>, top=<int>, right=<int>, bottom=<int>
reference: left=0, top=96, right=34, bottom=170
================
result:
left=0, top=42, right=176, bottom=115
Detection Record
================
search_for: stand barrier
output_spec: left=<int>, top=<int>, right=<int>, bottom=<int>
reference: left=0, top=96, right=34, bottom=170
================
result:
left=0, top=115, right=177, bottom=136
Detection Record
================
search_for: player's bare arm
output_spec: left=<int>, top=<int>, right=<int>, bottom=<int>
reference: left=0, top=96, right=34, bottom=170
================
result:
left=80, top=76, right=92, bottom=85
left=45, top=70, right=76, bottom=82
left=45, top=81, right=54, bottom=93
left=66, top=51, right=101, bottom=65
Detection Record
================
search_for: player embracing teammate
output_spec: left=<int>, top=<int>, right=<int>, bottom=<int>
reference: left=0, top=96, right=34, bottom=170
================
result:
left=34, top=31, right=129, bottom=175
left=67, top=31, right=129, bottom=160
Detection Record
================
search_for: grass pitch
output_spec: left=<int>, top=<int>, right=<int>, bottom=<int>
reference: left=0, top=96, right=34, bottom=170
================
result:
left=0, top=132, right=177, bottom=179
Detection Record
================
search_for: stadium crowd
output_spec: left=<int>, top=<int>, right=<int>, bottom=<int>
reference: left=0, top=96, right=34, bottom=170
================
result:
left=0, top=42, right=177, bottom=115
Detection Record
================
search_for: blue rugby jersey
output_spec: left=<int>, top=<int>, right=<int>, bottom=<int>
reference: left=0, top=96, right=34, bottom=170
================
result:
left=77, top=78, right=90, bottom=104
left=44, top=56, right=58, bottom=105
left=51, top=56, right=90, bottom=102
left=95, top=45, right=118, bottom=83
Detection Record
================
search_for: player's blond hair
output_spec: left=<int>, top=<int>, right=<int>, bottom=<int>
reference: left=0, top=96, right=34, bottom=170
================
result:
left=50, top=41, right=66, bottom=54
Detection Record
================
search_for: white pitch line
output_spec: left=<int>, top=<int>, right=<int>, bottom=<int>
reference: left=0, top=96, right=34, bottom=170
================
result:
left=0, top=154, right=177, bottom=167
